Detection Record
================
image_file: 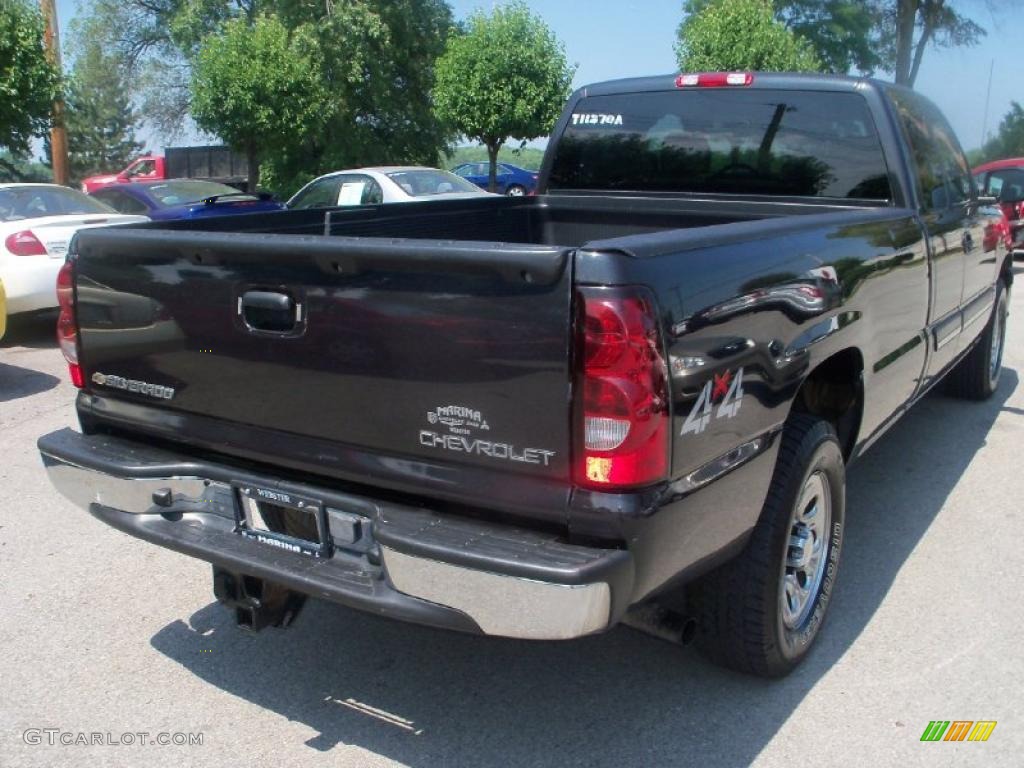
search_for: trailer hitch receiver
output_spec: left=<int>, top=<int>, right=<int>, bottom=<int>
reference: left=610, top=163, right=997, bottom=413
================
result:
left=212, top=566, right=307, bottom=631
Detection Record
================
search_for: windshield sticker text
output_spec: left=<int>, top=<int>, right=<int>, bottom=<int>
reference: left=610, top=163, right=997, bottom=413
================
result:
left=571, top=113, right=624, bottom=127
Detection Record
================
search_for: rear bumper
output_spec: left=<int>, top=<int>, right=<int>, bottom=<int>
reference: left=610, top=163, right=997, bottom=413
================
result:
left=38, top=428, right=632, bottom=640
left=0, top=256, right=61, bottom=314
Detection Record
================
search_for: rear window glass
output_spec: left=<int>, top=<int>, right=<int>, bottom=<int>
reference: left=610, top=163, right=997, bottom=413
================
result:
left=385, top=170, right=481, bottom=197
left=0, top=185, right=114, bottom=222
left=145, top=181, right=253, bottom=207
left=548, top=89, right=892, bottom=200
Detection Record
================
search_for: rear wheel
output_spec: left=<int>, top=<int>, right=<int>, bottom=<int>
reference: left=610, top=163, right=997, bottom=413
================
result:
left=506, top=184, right=526, bottom=197
left=947, top=280, right=1008, bottom=400
left=691, top=413, right=845, bottom=677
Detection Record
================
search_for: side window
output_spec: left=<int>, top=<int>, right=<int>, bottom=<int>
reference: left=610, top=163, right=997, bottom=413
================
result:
left=989, top=169, right=1024, bottom=202
left=889, top=89, right=973, bottom=212
left=361, top=178, right=383, bottom=205
left=330, top=175, right=383, bottom=206
left=290, top=177, right=342, bottom=209
left=453, top=165, right=473, bottom=178
left=92, top=190, right=122, bottom=212
left=126, top=159, right=155, bottom=178
left=97, top=190, right=147, bottom=215
left=336, top=176, right=367, bottom=206
left=931, top=114, right=972, bottom=204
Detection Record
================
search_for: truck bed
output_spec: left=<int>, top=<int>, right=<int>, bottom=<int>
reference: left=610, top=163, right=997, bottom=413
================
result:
left=148, top=193, right=879, bottom=246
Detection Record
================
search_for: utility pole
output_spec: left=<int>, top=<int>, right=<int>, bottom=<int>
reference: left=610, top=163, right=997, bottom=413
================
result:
left=40, top=0, right=69, bottom=185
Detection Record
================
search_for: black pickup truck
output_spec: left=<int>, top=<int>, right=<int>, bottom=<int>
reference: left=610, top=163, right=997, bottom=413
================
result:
left=39, top=73, right=1011, bottom=677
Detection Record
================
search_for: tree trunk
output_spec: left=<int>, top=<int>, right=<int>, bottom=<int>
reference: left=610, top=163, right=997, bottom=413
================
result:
left=894, top=0, right=918, bottom=86
left=486, top=141, right=502, bottom=193
left=246, top=142, right=259, bottom=192
left=907, top=22, right=934, bottom=87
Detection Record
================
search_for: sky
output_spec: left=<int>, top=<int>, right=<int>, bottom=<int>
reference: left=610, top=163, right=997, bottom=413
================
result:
left=53, top=0, right=1023, bottom=153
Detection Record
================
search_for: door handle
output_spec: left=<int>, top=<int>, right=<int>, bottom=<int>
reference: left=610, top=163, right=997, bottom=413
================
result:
left=239, top=290, right=301, bottom=333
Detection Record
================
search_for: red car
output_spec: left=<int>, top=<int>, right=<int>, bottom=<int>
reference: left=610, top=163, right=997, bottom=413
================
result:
left=973, top=157, right=1024, bottom=256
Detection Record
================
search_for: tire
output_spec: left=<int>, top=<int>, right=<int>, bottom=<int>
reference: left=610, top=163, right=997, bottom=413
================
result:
left=506, top=185, right=526, bottom=197
left=691, top=413, right=846, bottom=677
left=946, top=279, right=1008, bottom=400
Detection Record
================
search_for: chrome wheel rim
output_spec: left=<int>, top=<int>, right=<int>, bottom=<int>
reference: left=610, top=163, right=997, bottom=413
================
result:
left=990, top=298, right=1006, bottom=383
left=780, top=471, right=832, bottom=630
left=507, top=186, right=525, bottom=197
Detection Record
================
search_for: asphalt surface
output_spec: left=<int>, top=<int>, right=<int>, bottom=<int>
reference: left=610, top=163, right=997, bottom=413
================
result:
left=2, top=275, right=1023, bottom=768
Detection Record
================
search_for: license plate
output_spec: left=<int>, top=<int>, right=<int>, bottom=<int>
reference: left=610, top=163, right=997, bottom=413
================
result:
left=234, top=485, right=331, bottom=557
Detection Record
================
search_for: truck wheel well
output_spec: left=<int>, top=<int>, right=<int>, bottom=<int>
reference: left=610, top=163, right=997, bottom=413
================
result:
left=791, top=348, right=863, bottom=461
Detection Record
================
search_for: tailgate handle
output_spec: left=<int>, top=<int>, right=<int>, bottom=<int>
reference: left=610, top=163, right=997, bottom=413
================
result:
left=239, top=290, right=301, bottom=333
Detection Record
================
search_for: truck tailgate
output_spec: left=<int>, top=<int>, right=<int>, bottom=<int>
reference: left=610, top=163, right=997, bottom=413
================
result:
left=73, top=228, right=575, bottom=520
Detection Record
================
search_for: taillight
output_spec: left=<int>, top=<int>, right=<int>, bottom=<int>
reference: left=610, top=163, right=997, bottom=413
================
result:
left=575, top=287, right=670, bottom=489
left=56, top=260, right=83, bottom=387
left=5, top=230, right=47, bottom=256
left=675, top=72, right=754, bottom=88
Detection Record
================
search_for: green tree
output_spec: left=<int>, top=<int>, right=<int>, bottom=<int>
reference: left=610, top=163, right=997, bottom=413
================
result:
left=442, top=144, right=545, bottom=171
left=434, top=2, right=574, bottom=192
left=263, top=0, right=455, bottom=193
left=190, top=14, right=330, bottom=191
left=682, top=1, right=988, bottom=85
left=775, top=0, right=883, bottom=73
left=62, top=20, right=143, bottom=182
left=0, top=0, right=61, bottom=155
left=0, top=149, right=52, bottom=182
left=75, top=0, right=455, bottom=194
left=676, top=0, right=823, bottom=73
left=889, top=1, right=984, bottom=86
left=978, top=103, right=1024, bottom=162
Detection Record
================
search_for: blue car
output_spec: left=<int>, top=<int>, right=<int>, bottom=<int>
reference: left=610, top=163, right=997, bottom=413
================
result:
left=89, top=179, right=286, bottom=221
left=451, top=162, right=538, bottom=196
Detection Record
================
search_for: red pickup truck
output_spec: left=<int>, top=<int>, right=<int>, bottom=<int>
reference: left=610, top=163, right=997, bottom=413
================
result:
left=973, top=157, right=1024, bottom=256
left=81, top=146, right=249, bottom=194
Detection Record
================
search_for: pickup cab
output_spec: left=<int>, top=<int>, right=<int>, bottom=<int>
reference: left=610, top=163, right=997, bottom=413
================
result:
left=39, top=73, right=1012, bottom=677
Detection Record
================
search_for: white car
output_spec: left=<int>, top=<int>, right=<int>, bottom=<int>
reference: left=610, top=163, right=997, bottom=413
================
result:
left=287, top=166, right=493, bottom=209
left=0, top=184, right=149, bottom=319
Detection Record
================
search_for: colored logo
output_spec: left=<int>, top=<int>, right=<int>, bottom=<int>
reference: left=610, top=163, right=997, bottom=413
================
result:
left=920, top=721, right=997, bottom=742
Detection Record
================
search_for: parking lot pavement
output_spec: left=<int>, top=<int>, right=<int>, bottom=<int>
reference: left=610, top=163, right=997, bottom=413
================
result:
left=1, top=281, right=1023, bottom=768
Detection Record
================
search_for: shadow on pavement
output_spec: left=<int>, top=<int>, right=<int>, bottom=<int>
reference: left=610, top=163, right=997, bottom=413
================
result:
left=1, top=310, right=58, bottom=349
left=149, top=370, right=1018, bottom=767
left=0, top=361, right=60, bottom=403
